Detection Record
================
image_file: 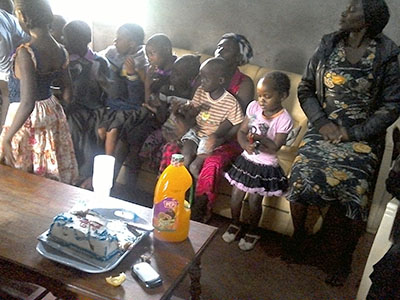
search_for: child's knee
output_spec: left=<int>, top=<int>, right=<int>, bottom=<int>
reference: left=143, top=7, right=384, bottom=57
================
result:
left=98, top=127, right=106, bottom=140
left=108, top=128, right=118, bottom=137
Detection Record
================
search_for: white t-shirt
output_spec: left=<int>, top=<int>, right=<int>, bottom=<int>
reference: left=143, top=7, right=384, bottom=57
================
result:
left=242, top=100, right=293, bottom=166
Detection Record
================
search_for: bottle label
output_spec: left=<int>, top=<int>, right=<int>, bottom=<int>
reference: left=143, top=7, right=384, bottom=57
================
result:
left=153, top=197, right=179, bottom=231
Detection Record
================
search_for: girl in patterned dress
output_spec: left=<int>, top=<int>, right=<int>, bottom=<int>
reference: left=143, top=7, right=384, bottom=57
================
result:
left=222, top=72, right=293, bottom=251
left=0, top=0, right=78, bottom=184
left=286, top=0, right=400, bottom=286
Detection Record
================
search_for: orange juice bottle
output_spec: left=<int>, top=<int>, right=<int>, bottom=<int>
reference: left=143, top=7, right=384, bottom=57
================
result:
left=153, top=154, right=192, bottom=242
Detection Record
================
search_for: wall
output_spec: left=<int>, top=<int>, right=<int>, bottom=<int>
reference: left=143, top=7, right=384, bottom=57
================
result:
left=92, top=0, right=400, bottom=74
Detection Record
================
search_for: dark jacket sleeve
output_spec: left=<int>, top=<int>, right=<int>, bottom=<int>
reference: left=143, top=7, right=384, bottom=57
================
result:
left=347, top=55, right=400, bottom=142
left=297, top=39, right=331, bottom=131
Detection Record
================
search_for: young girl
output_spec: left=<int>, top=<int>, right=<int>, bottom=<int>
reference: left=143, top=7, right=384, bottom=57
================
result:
left=0, top=0, right=78, bottom=184
left=223, top=72, right=293, bottom=251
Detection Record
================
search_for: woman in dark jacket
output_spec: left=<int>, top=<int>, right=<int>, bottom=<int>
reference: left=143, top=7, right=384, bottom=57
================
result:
left=286, top=0, right=400, bottom=286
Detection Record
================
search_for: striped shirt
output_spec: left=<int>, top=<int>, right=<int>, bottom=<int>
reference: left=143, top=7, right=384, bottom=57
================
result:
left=192, top=86, right=244, bottom=138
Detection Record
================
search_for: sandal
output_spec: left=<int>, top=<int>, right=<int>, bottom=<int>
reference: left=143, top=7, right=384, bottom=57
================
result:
left=222, top=224, right=241, bottom=243
left=238, top=233, right=261, bottom=251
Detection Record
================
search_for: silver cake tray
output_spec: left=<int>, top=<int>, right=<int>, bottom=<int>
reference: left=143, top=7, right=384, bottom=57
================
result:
left=37, top=228, right=149, bottom=273
left=89, top=208, right=153, bottom=232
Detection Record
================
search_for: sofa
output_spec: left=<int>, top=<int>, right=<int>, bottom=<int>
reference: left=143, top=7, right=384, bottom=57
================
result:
left=117, top=47, right=398, bottom=236
left=115, top=48, right=308, bottom=236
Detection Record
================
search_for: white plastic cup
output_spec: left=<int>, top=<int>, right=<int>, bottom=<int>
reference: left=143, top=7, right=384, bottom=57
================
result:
left=92, top=155, right=115, bottom=197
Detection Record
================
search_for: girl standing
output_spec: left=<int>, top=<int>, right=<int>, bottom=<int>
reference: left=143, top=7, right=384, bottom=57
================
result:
left=0, top=0, right=78, bottom=184
left=223, top=72, right=293, bottom=251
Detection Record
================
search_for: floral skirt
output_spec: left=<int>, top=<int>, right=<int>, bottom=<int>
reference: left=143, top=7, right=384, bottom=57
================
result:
left=225, top=154, right=288, bottom=197
left=287, top=130, right=379, bottom=220
left=0, top=96, right=78, bottom=184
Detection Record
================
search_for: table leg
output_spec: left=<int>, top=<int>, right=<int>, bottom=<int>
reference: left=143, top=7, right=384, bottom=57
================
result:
left=189, top=257, right=201, bottom=300
left=0, top=260, right=76, bottom=300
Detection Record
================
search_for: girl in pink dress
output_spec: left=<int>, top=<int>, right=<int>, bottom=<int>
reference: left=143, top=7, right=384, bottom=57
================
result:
left=223, top=72, right=293, bottom=251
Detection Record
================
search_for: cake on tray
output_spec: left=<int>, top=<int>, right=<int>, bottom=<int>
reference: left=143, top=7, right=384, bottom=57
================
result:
left=47, top=211, right=136, bottom=261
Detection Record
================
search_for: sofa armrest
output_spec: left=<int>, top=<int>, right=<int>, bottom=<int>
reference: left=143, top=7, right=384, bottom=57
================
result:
left=367, top=116, right=400, bottom=234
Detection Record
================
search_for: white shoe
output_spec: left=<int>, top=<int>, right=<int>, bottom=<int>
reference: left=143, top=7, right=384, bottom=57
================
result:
left=238, top=234, right=260, bottom=251
left=222, top=224, right=241, bottom=243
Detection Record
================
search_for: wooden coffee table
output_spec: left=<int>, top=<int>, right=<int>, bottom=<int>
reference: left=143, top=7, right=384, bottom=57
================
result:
left=0, top=165, right=217, bottom=300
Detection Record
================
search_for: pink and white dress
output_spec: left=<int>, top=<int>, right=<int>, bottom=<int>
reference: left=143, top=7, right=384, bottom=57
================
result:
left=225, top=100, right=293, bottom=196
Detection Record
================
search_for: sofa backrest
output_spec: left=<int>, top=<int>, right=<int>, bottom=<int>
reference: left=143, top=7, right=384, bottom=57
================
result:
left=172, top=48, right=308, bottom=147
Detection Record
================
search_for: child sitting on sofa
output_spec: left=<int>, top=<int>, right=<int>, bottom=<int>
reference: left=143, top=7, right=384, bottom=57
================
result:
left=139, top=54, right=201, bottom=170
left=222, top=72, right=293, bottom=251
left=176, top=57, right=244, bottom=178
left=97, top=23, right=146, bottom=156
left=62, top=20, right=109, bottom=186
left=112, top=34, right=177, bottom=193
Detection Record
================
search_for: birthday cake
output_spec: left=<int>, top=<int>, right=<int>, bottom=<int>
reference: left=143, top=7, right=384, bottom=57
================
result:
left=47, top=211, right=135, bottom=261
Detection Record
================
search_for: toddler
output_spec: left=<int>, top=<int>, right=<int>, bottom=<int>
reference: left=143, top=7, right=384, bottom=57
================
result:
left=139, top=54, right=201, bottom=170
left=178, top=57, right=244, bottom=177
left=222, top=72, right=293, bottom=251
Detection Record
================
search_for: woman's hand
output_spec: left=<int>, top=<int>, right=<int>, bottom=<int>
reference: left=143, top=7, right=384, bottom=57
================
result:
left=319, top=122, right=342, bottom=143
left=339, top=126, right=349, bottom=142
left=0, top=137, right=15, bottom=167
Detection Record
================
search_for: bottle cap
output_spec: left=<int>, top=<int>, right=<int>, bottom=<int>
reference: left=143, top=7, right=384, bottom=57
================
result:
left=171, top=154, right=184, bottom=165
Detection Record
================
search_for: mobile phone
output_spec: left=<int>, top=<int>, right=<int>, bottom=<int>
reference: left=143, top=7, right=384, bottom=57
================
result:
left=131, top=262, right=163, bottom=288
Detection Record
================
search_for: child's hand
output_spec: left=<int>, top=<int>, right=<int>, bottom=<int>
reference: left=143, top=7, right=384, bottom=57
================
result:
left=0, top=138, right=15, bottom=167
left=171, top=99, right=182, bottom=114
left=173, top=102, right=194, bottom=116
left=142, top=102, right=157, bottom=114
left=147, top=94, right=162, bottom=108
left=124, top=56, right=136, bottom=75
left=243, top=140, right=257, bottom=155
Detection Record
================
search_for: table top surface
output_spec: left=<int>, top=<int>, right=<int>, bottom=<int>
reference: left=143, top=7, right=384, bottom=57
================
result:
left=0, top=165, right=217, bottom=300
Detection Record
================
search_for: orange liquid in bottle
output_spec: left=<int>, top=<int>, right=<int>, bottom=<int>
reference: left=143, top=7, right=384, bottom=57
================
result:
left=152, top=154, right=192, bottom=242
